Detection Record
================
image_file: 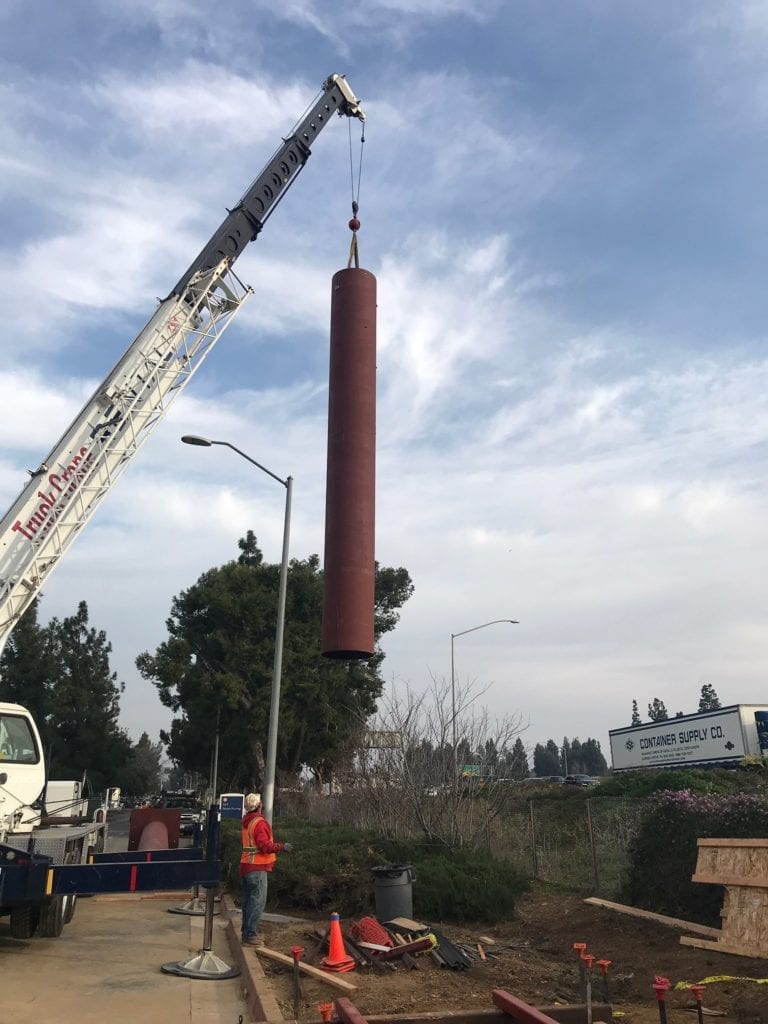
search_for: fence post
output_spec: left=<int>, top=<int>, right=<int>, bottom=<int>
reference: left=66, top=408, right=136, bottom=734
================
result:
left=528, top=799, right=539, bottom=879
left=586, top=798, right=600, bottom=893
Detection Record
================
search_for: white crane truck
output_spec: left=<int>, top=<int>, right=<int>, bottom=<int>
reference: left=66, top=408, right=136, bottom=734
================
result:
left=0, top=74, right=365, bottom=940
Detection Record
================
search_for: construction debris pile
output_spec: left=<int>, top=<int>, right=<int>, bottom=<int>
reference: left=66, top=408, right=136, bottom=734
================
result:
left=255, top=911, right=528, bottom=989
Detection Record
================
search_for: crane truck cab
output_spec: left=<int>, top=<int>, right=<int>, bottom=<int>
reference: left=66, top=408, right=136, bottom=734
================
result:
left=0, top=702, right=45, bottom=840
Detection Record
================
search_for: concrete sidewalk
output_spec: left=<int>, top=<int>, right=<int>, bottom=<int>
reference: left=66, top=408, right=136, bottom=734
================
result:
left=0, top=893, right=249, bottom=1023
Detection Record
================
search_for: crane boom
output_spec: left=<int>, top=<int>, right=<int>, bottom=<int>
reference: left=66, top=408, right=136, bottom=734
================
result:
left=171, top=73, right=364, bottom=295
left=0, top=73, right=364, bottom=653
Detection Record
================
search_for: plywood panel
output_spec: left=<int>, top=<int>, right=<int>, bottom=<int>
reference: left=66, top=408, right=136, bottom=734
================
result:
left=681, top=839, right=768, bottom=958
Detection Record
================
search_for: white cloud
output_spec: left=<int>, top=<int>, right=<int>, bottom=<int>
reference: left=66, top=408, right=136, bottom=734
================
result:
left=4, top=1, right=768, bottom=759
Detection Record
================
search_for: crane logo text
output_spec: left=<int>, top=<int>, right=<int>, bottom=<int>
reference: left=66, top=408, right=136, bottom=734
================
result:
left=11, top=447, right=94, bottom=541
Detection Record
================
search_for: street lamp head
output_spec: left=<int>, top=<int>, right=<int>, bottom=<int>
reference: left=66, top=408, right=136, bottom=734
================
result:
left=181, top=434, right=214, bottom=447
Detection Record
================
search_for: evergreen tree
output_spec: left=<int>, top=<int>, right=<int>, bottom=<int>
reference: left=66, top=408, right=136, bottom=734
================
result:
left=137, top=533, right=413, bottom=790
left=580, top=737, right=608, bottom=776
left=561, top=736, right=571, bottom=775
left=508, top=736, right=529, bottom=779
left=0, top=599, right=57, bottom=749
left=123, top=733, right=164, bottom=796
left=631, top=699, right=641, bottom=726
left=533, top=742, right=560, bottom=777
left=46, top=602, right=132, bottom=789
left=647, top=698, right=669, bottom=721
left=698, top=684, right=721, bottom=711
left=0, top=599, right=131, bottom=789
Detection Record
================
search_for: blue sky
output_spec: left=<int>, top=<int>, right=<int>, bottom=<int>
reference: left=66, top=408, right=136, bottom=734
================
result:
left=2, top=1, right=768, bottom=764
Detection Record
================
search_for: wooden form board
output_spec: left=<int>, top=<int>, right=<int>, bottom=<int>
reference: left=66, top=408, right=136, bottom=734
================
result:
left=583, top=897, right=720, bottom=937
left=681, top=838, right=768, bottom=958
left=254, top=946, right=358, bottom=992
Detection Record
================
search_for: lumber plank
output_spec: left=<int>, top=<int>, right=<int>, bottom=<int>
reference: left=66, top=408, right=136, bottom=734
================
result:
left=697, top=838, right=768, bottom=848
left=680, top=934, right=768, bottom=959
left=384, top=916, right=428, bottom=932
left=584, top=897, right=721, bottom=937
left=254, top=946, right=358, bottom=991
left=692, top=872, right=768, bottom=888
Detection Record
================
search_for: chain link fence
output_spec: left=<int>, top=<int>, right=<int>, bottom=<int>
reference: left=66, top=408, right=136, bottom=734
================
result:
left=286, top=788, right=646, bottom=899
left=491, top=796, right=645, bottom=897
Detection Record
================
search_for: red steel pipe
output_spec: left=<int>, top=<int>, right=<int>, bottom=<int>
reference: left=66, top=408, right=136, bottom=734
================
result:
left=493, top=989, right=562, bottom=1024
left=137, top=819, right=170, bottom=851
left=321, top=267, right=377, bottom=659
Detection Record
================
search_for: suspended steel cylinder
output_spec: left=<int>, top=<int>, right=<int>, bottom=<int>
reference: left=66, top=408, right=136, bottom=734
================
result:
left=321, top=267, right=377, bottom=658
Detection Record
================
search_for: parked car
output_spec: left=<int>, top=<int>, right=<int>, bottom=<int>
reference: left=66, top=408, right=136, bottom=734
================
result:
left=546, top=775, right=565, bottom=784
left=161, top=792, right=203, bottom=835
left=563, top=774, right=597, bottom=786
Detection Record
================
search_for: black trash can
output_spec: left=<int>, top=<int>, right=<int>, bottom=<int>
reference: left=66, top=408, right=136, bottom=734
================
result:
left=371, top=864, right=415, bottom=921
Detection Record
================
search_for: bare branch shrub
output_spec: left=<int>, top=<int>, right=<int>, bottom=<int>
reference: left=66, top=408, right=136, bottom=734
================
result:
left=333, top=672, right=527, bottom=849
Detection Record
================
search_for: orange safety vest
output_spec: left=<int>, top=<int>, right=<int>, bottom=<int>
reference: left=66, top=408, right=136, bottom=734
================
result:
left=240, top=813, right=277, bottom=868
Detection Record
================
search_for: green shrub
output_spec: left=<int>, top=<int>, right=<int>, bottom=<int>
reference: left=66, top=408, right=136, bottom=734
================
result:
left=597, top=768, right=747, bottom=799
left=219, top=818, right=528, bottom=923
left=620, top=790, right=768, bottom=925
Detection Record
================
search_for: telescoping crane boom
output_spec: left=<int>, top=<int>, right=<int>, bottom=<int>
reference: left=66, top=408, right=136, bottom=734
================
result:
left=0, top=74, right=364, bottom=656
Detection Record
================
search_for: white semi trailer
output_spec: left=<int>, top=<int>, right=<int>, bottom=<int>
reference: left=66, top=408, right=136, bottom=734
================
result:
left=609, top=704, right=768, bottom=772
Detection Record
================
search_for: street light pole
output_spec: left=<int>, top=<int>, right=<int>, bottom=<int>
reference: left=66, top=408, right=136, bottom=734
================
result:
left=181, top=434, right=292, bottom=824
left=450, top=619, right=519, bottom=792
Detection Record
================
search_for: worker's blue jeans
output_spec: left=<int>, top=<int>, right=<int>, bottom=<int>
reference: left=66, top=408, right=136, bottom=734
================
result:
left=241, top=870, right=268, bottom=942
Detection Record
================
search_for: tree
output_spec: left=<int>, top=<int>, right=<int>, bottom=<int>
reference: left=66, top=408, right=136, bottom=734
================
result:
left=506, top=737, right=529, bottom=780
left=631, top=699, right=641, bottom=726
left=0, top=599, right=131, bottom=790
left=349, top=676, right=525, bottom=849
left=0, top=599, right=58, bottom=749
left=561, top=736, right=571, bottom=774
left=137, top=533, right=413, bottom=791
left=46, top=602, right=132, bottom=790
left=579, top=738, right=608, bottom=776
left=533, top=741, right=560, bottom=777
left=699, top=684, right=721, bottom=712
left=647, top=698, right=669, bottom=722
left=123, top=733, right=164, bottom=796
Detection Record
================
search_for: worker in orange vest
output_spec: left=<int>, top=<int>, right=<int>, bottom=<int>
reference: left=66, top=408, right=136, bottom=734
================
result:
left=240, top=792, right=292, bottom=945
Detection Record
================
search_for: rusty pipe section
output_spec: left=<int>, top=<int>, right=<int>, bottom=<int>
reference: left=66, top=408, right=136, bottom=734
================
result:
left=137, top=819, right=171, bottom=851
left=321, top=267, right=377, bottom=659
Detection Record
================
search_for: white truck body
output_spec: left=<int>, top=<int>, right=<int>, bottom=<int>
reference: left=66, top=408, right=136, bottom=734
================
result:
left=45, top=780, right=88, bottom=818
left=609, top=704, right=768, bottom=772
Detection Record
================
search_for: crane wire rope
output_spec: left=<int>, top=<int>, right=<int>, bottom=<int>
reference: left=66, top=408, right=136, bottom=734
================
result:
left=347, top=116, right=366, bottom=268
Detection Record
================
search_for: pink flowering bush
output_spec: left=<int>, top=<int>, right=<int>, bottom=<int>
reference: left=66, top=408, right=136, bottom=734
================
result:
left=621, top=790, right=768, bottom=924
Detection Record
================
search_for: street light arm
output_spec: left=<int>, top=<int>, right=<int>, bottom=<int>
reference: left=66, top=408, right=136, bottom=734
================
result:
left=181, top=434, right=288, bottom=488
left=451, top=618, right=519, bottom=641
left=211, top=441, right=288, bottom=488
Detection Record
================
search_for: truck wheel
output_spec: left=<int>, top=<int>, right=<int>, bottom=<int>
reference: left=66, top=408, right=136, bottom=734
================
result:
left=10, top=905, right=40, bottom=939
left=38, top=897, right=64, bottom=938
left=63, top=892, right=77, bottom=924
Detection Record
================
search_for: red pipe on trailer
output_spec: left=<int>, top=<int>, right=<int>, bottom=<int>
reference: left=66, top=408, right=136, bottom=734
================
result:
left=321, top=267, right=377, bottom=659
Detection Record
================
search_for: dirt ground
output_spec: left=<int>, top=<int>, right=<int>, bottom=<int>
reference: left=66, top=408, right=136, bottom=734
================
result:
left=254, top=886, right=767, bottom=1024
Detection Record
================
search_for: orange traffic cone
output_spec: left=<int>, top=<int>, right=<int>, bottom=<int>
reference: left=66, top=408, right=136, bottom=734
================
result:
left=321, top=912, right=356, bottom=973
